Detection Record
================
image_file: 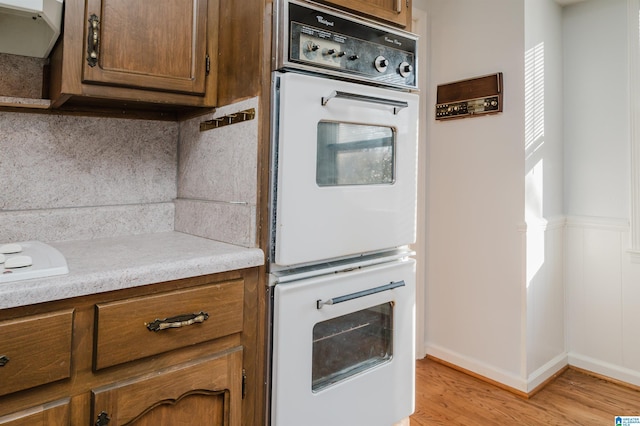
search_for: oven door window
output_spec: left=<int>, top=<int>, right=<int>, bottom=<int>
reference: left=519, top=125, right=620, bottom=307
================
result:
left=316, top=122, right=396, bottom=186
left=312, top=302, right=393, bottom=392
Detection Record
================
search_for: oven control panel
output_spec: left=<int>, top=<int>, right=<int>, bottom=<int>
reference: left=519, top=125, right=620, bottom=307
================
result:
left=278, top=0, right=418, bottom=90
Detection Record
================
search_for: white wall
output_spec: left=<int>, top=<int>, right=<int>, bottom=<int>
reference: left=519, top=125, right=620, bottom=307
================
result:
left=524, top=0, right=567, bottom=386
left=416, top=0, right=640, bottom=391
left=416, top=0, right=530, bottom=391
left=564, top=0, right=640, bottom=387
left=563, top=0, right=629, bottom=219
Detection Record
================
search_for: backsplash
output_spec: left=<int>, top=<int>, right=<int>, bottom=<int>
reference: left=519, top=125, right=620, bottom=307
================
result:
left=1, top=49, right=259, bottom=248
left=0, top=112, right=178, bottom=242
left=175, top=97, right=259, bottom=248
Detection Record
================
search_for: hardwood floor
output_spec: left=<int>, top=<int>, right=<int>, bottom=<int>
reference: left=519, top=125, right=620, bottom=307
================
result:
left=410, top=357, right=640, bottom=425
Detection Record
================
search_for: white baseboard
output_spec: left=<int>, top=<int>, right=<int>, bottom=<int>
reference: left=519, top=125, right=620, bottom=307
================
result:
left=425, top=344, right=528, bottom=392
left=568, top=353, right=640, bottom=388
left=425, top=344, right=569, bottom=394
left=526, top=353, right=568, bottom=391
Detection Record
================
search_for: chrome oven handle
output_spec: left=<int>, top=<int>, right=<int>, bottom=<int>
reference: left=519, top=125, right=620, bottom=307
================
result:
left=316, top=280, right=405, bottom=309
left=321, top=91, right=409, bottom=115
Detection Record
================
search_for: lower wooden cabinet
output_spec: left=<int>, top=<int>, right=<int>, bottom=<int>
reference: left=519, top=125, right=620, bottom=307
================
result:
left=91, top=349, right=242, bottom=426
left=0, top=268, right=262, bottom=426
left=0, top=398, right=70, bottom=426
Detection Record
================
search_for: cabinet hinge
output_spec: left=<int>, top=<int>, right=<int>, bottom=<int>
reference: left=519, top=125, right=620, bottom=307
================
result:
left=242, top=368, right=247, bottom=399
left=206, top=54, right=211, bottom=76
left=406, top=0, right=409, bottom=8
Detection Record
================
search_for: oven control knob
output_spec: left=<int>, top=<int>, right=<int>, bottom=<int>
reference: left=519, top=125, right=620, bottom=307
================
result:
left=306, top=41, right=320, bottom=52
left=374, top=55, right=388, bottom=73
left=399, top=62, right=413, bottom=77
left=349, top=54, right=359, bottom=61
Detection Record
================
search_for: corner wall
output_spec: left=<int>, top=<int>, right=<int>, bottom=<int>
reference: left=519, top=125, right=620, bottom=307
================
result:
left=417, top=0, right=529, bottom=391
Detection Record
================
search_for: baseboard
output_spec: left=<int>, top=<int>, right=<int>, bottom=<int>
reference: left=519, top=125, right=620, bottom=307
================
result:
left=526, top=353, right=569, bottom=394
left=424, top=345, right=568, bottom=397
left=568, top=353, right=640, bottom=388
left=422, top=346, right=640, bottom=396
left=425, top=344, right=528, bottom=394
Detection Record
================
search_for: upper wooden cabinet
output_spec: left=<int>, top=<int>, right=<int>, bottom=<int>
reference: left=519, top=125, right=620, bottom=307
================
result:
left=48, top=0, right=220, bottom=114
left=317, top=0, right=412, bottom=28
left=82, top=0, right=209, bottom=95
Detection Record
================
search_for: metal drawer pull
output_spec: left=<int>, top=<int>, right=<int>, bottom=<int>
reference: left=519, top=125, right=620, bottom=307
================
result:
left=321, top=91, right=409, bottom=115
left=146, top=311, right=209, bottom=332
left=0, top=355, right=9, bottom=367
left=317, top=280, right=405, bottom=309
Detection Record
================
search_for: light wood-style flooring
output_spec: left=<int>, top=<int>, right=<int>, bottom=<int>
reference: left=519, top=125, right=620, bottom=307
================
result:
left=410, top=357, right=640, bottom=425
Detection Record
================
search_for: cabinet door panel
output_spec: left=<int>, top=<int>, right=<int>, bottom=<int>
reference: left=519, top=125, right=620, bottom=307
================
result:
left=92, top=348, right=242, bottom=426
left=0, top=398, right=70, bottom=426
left=83, top=0, right=208, bottom=94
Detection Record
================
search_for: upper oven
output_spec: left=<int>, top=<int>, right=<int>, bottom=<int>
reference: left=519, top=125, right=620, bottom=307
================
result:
left=270, top=71, right=418, bottom=268
left=269, top=0, right=419, bottom=269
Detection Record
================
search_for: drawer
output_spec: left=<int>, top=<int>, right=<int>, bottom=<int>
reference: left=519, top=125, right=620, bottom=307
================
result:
left=94, top=279, right=244, bottom=370
left=0, top=398, right=70, bottom=426
left=0, top=310, right=74, bottom=397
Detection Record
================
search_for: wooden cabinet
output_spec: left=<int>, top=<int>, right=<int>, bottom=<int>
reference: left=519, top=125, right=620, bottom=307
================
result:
left=82, top=0, right=209, bottom=96
left=94, top=279, right=244, bottom=370
left=0, top=310, right=74, bottom=397
left=1, top=0, right=264, bottom=116
left=317, top=0, right=412, bottom=28
left=91, top=349, right=242, bottom=426
left=0, top=268, right=262, bottom=426
left=0, top=399, right=70, bottom=426
left=48, top=0, right=220, bottom=115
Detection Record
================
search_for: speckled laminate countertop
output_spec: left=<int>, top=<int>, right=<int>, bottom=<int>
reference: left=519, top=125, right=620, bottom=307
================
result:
left=0, top=232, right=264, bottom=309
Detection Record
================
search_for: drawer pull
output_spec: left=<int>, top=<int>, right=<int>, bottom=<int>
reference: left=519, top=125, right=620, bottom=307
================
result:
left=0, top=355, right=8, bottom=367
left=95, top=411, right=110, bottom=426
left=146, top=311, right=209, bottom=332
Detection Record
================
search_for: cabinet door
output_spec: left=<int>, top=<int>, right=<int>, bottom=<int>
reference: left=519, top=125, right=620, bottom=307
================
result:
left=91, top=348, right=242, bottom=426
left=320, top=0, right=410, bottom=28
left=0, top=398, right=70, bottom=426
left=83, top=0, right=208, bottom=94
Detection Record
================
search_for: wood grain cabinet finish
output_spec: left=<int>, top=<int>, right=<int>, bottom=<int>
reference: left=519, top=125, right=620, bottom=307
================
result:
left=0, top=310, right=74, bottom=397
left=0, top=398, right=70, bottom=426
left=49, top=0, right=219, bottom=110
left=0, top=268, right=262, bottom=426
left=317, top=0, right=412, bottom=28
left=91, top=348, right=242, bottom=426
left=94, top=279, right=244, bottom=370
left=82, top=0, right=208, bottom=95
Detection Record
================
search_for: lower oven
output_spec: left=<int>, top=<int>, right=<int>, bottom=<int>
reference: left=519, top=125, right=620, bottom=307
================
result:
left=270, top=256, right=415, bottom=426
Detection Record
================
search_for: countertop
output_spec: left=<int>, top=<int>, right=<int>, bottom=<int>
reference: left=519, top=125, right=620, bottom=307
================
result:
left=0, top=232, right=264, bottom=309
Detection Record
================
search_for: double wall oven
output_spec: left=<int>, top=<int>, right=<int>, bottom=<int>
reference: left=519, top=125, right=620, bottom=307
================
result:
left=268, top=2, right=419, bottom=425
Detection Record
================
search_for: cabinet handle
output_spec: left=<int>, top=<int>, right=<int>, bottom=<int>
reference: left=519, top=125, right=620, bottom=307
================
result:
left=0, top=355, right=9, bottom=367
left=95, top=411, right=110, bottom=426
left=87, top=13, right=100, bottom=67
left=146, top=311, right=209, bottom=332
left=395, top=0, right=402, bottom=13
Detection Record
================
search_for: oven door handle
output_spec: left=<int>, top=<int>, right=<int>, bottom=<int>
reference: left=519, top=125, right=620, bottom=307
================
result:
left=316, top=280, right=405, bottom=309
left=321, top=91, right=408, bottom=115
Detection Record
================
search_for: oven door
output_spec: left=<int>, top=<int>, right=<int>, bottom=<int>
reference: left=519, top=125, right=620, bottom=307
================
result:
left=271, top=72, right=419, bottom=267
left=271, top=258, right=415, bottom=426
